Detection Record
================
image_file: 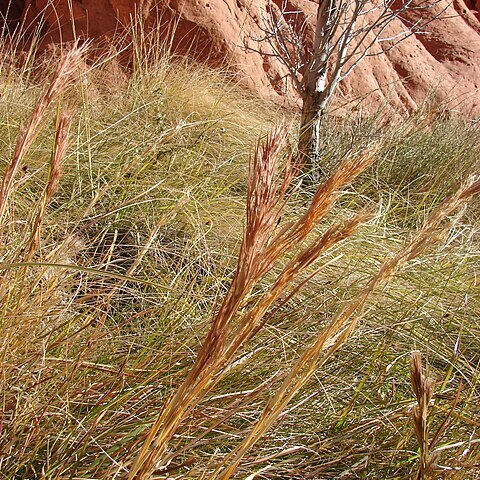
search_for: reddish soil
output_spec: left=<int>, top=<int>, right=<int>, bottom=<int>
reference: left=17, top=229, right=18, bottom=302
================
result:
left=7, top=0, right=480, bottom=116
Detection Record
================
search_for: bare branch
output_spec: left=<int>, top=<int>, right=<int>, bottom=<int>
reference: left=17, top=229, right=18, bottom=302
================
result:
left=245, top=0, right=447, bottom=175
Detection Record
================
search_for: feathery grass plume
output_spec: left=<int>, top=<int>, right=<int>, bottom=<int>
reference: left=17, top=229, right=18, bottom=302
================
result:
left=127, top=129, right=375, bottom=479
left=211, top=175, right=480, bottom=480
left=0, top=41, right=87, bottom=234
left=24, top=113, right=72, bottom=262
left=410, top=352, right=464, bottom=479
left=411, top=351, right=434, bottom=480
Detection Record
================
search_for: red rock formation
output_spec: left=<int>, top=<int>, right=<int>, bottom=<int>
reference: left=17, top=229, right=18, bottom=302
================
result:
left=6, top=0, right=480, bottom=116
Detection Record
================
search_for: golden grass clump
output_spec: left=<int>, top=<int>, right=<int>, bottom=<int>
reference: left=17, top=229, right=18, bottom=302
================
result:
left=127, top=129, right=376, bottom=479
left=0, top=30, right=479, bottom=480
left=128, top=125, right=480, bottom=478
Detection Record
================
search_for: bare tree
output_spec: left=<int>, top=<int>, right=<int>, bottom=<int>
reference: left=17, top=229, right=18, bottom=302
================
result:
left=251, top=0, right=445, bottom=178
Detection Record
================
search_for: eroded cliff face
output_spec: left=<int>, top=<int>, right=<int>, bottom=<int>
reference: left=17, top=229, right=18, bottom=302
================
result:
left=7, top=0, right=480, bottom=116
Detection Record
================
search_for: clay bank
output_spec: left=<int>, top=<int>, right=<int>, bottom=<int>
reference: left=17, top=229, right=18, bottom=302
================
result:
left=3, top=0, right=480, bottom=116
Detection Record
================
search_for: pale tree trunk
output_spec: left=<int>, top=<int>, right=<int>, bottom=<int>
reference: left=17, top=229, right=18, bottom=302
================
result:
left=298, top=81, right=327, bottom=181
left=298, top=0, right=337, bottom=180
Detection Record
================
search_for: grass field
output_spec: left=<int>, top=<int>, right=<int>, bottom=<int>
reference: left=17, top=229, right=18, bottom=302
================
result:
left=0, top=39, right=479, bottom=479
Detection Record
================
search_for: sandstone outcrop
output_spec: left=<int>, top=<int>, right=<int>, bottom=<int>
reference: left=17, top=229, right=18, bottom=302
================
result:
left=4, top=0, right=480, bottom=116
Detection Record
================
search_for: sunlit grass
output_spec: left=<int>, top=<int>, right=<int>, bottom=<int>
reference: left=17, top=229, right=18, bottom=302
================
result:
left=0, top=34, right=479, bottom=480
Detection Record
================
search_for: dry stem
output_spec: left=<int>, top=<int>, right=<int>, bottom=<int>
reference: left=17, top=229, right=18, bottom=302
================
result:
left=127, top=129, right=375, bottom=479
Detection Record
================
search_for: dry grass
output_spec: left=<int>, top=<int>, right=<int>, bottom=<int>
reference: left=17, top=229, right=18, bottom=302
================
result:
left=0, top=30, right=479, bottom=480
left=0, top=41, right=86, bottom=231
left=127, top=131, right=374, bottom=479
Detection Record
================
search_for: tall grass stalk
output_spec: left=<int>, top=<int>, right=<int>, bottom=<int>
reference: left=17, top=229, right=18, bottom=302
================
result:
left=128, top=126, right=480, bottom=478
left=410, top=351, right=465, bottom=479
left=0, top=42, right=86, bottom=234
left=411, top=351, right=435, bottom=479
left=211, top=175, right=480, bottom=479
left=127, top=130, right=375, bottom=478
left=24, top=112, right=72, bottom=262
